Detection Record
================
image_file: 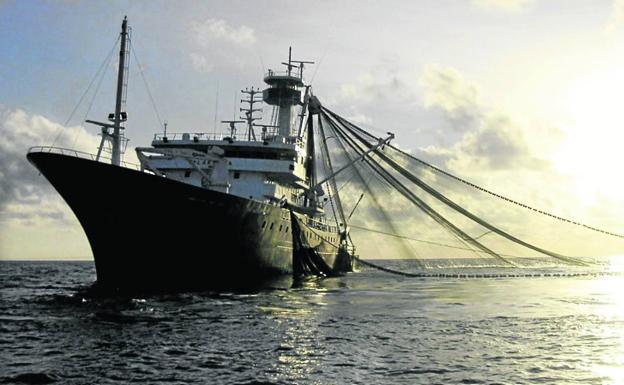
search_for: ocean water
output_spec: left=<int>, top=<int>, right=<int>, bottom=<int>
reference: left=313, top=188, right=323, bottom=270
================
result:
left=2, top=260, right=624, bottom=384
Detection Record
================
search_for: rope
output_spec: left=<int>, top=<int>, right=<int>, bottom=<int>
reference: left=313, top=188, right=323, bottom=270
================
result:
left=323, top=110, right=513, bottom=266
left=354, top=256, right=618, bottom=279
left=50, top=35, right=120, bottom=147
left=72, top=45, right=117, bottom=149
left=349, top=224, right=522, bottom=258
left=323, top=107, right=624, bottom=240
left=334, top=167, right=358, bottom=196
left=321, top=114, right=426, bottom=265
left=325, top=108, right=591, bottom=266
left=355, top=257, right=427, bottom=277
left=395, top=147, right=624, bottom=240
left=317, top=114, right=347, bottom=228
left=130, top=40, right=164, bottom=129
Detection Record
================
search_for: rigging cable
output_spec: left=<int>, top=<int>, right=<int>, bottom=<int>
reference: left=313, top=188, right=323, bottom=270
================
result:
left=327, top=107, right=624, bottom=240
left=317, top=133, right=340, bottom=229
left=130, top=40, right=164, bottom=129
left=349, top=224, right=521, bottom=259
left=324, top=112, right=498, bottom=265
left=324, top=108, right=590, bottom=266
left=320, top=113, right=426, bottom=266
left=324, top=111, right=496, bottom=264
left=72, top=42, right=119, bottom=149
left=50, top=35, right=120, bottom=148
left=317, top=114, right=347, bottom=228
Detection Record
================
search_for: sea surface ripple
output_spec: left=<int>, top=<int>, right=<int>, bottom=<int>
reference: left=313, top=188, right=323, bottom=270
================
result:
left=2, top=260, right=624, bottom=384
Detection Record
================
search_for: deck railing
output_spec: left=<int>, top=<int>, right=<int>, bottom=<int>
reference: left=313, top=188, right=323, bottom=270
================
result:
left=154, top=132, right=228, bottom=142
left=153, top=131, right=303, bottom=147
left=264, top=69, right=303, bottom=81
left=27, top=146, right=141, bottom=171
left=306, top=216, right=338, bottom=234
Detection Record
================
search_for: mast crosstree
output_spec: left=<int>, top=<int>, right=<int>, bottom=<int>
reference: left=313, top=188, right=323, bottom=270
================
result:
left=240, top=87, right=263, bottom=141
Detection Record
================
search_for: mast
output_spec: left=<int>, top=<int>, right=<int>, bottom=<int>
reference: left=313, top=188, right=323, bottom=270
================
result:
left=304, top=113, right=316, bottom=208
left=112, top=16, right=129, bottom=166
left=87, top=17, right=130, bottom=165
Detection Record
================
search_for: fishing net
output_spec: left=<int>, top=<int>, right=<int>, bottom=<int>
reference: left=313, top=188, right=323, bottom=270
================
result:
left=306, top=105, right=624, bottom=269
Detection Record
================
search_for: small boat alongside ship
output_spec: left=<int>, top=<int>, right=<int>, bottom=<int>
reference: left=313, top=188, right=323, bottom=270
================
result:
left=27, top=17, right=367, bottom=291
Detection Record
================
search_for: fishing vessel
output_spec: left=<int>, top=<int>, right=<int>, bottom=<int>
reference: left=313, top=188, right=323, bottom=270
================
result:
left=26, top=17, right=367, bottom=291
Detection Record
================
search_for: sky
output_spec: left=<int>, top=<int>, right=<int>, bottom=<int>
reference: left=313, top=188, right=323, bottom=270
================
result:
left=1, top=0, right=623, bottom=260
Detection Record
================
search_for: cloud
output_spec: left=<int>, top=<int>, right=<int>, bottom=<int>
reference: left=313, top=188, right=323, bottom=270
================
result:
left=344, top=111, right=372, bottom=125
left=189, top=52, right=215, bottom=73
left=472, top=0, right=536, bottom=12
left=328, top=68, right=423, bottom=135
left=0, top=106, right=100, bottom=223
left=192, top=18, right=256, bottom=46
left=453, top=114, right=546, bottom=170
left=604, top=0, right=624, bottom=34
left=421, top=66, right=481, bottom=132
left=419, top=66, right=546, bottom=171
left=412, top=66, right=624, bottom=256
left=330, top=65, right=623, bottom=259
left=339, top=71, right=416, bottom=105
left=188, top=18, right=257, bottom=73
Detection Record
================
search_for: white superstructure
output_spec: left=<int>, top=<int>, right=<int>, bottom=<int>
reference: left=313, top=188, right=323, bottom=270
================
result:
left=136, top=131, right=309, bottom=207
left=135, top=47, right=320, bottom=212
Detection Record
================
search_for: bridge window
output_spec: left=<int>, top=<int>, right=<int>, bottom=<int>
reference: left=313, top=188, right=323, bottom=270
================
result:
left=234, top=172, right=240, bottom=179
left=270, top=223, right=274, bottom=230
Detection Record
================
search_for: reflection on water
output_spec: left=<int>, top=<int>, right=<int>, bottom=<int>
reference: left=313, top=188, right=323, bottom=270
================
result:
left=583, top=276, right=624, bottom=385
left=2, top=259, right=624, bottom=384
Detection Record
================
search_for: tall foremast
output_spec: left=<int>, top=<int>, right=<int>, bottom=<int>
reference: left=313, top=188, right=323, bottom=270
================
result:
left=111, top=16, right=130, bottom=166
left=88, top=16, right=130, bottom=166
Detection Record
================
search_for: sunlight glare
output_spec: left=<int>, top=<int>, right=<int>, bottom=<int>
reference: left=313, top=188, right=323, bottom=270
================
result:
left=552, top=70, right=624, bottom=204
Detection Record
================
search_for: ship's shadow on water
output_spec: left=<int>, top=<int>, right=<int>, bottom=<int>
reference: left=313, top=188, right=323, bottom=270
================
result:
left=27, top=273, right=350, bottom=331
left=2, top=262, right=355, bottom=384
left=77, top=275, right=326, bottom=298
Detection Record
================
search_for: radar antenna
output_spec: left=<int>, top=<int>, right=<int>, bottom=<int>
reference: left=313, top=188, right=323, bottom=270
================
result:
left=281, top=46, right=314, bottom=79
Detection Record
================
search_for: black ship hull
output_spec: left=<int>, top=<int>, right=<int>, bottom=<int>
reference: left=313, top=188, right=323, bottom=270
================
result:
left=27, top=151, right=351, bottom=292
